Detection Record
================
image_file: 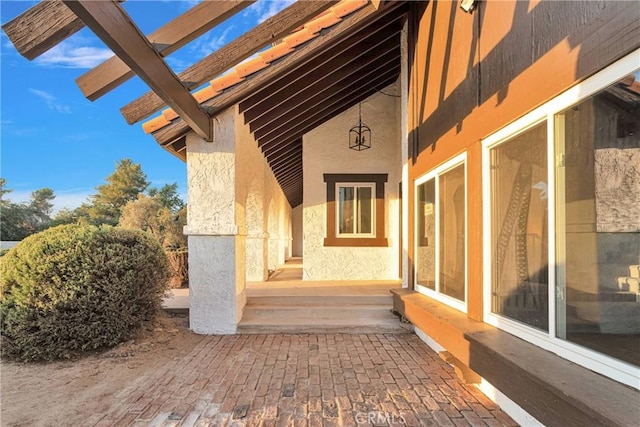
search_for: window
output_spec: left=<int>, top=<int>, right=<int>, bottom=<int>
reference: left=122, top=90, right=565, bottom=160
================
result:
left=483, top=49, right=639, bottom=389
left=489, top=122, right=549, bottom=332
left=323, top=174, right=388, bottom=247
left=337, top=184, right=374, bottom=236
left=415, top=155, right=466, bottom=311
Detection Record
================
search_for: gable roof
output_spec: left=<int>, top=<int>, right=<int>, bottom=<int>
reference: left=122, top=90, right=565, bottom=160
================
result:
left=2, top=0, right=408, bottom=207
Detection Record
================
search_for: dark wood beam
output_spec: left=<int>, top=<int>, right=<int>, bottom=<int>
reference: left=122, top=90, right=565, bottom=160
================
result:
left=253, top=42, right=400, bottom=142
left=244, top=23, right=401, bottom=126
left=63, top=0, right=213, bottom=141
left=152, top=2, right=400, bottom=146
left=269, top=147, right=302, bottom=170
left=261, top=66, right=400, bottom=153
left=77, top=0, right=255, bottom=101
left=256, top=52, right=399, bottom=146
left=123, top=0, right=339, bottom=124
left=272, top=153, right=303, bottom=175
left=277, top=171, right=303, bottom=189
left=265, top=140, right=302, bottom=164
left=2, top=0, right=86, bottom=60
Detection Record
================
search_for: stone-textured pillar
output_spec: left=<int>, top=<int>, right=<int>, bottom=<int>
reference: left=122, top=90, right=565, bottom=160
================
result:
left=184, top=108, right=246, bottom=334
left=245, top=232, right=268, bottom=282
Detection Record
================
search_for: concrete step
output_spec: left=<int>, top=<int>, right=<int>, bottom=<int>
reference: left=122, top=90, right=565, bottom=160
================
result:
left=238, top=305, right=409, bottom=334
left=246, top=295, right=392, bottom=306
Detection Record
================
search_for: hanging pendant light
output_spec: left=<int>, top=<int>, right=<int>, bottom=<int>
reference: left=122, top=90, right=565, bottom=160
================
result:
left=349, top=102, right=371, bottom=151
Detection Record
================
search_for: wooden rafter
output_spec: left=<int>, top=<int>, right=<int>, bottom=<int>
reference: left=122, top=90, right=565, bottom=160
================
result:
left=2, top=0, right=86, bottom=60
left=257, top=51, right=400, bottom=148
left=152, top=2, right=388, bottom=146
left=245, top=26, right=399, bottom=127
left=77, top=0, right=255, bottom=101
left=256, top=52, right=399, bottom=146
left=122, top=0, right=340, bottom=125
left=63, top=0, right=213, bottom=141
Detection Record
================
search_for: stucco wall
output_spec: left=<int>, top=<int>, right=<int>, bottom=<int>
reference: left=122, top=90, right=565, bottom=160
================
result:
left=292, top=205, right=303, bottom=257
left=234, top=105, right=292, bottom=277
left=302, top=83, right=401, bottom=280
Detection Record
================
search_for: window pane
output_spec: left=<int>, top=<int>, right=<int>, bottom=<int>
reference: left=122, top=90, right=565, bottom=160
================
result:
left=490, top=122, right=549, bottom=331
left=556, top=72, right=640, bottom=367
left=417, top=179, right=436, bottom=290
left=440, top=164, right=466, bottom=301
left=339, top=186, right=354, bottom=234
left=357, top=187, right=372, bottom=234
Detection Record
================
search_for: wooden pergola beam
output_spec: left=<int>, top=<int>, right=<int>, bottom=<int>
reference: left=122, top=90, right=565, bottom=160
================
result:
left=76, top=0, right=255, bottom=101
left=63, top=0, right=213, bottom=141
left=153, top=2, right=386, bottom=146
left=122, top=0, right=339, bottom=125
left=1, top=0, right=85, bottom=60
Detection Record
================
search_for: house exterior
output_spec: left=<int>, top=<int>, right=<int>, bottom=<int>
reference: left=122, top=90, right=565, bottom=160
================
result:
left=4, top=0, right=638, bottom=424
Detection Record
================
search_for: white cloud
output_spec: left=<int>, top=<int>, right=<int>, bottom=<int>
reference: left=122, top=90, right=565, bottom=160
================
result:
left=35, top=39, right=113, bottom=69
left=193, top=25, right=235, bottom=56
left=246, top=0, right=296, bottom=24
left=28, top=88, right=71, bottom=114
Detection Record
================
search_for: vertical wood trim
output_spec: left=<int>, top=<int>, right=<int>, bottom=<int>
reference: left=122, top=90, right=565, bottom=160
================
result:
left=466, top=141, right=483, bottom=321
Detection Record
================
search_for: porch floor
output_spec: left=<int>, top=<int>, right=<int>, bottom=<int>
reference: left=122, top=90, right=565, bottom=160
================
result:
left=241, top=259, right=406, bottom=334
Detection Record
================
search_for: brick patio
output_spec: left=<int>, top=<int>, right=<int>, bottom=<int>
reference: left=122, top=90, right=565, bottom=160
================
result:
left=92, top=333, right=517, bottom=427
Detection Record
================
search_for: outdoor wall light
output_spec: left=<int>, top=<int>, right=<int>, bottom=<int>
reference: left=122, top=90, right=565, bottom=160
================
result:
left=460, top=0, right=477, bottom=13
left=349, top=102, right=371, bottom=151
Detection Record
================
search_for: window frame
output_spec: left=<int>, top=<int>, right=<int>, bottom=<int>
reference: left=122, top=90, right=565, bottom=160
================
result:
left=414, top=153, right=468, bottom=313
left=335, top=182, right=376, bottom=238
left=481, top=48, right=640, bottom=389
left=323, top=173, right=388, bottom=247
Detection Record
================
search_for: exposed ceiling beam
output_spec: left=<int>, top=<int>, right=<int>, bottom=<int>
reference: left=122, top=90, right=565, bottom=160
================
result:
left=261, top=70, right=399, bottom=154
left=277, top=170, right=303, bottom=188
left=272, top=153, right=303, bottom=175
left=152, top=2, right=399, bottom=146
left=122, top=0, right=339, bottom=125
left=63, top=0, right=213, bottom=141
left=2, top=0, right=86, bottom=60
left=266, top=140, right=302, bottom=164
left=269, top=147, right=302, bottom=170
left=240, top=15, right=400, bottom=124
left=259, top=63, right=399, bottom=152
left=77, top=0, right=255, bottom=101
left=243, top=21, right=401, bottom=125
left=256, top=54, right=399, bottom=147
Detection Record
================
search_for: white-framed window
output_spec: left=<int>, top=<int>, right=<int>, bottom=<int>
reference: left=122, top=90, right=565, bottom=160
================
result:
left=415, top=153, right=467, bottom=313
left=336, top=183, right=375, bottom=237
left=482, top=48, right=640, bottom=389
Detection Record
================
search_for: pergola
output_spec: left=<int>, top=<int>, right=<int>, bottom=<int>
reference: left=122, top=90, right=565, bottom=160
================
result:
left=2, top=0, right=408, bottom=207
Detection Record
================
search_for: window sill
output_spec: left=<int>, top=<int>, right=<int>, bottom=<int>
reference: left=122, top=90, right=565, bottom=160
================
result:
left=323, top=237, right=389, bottom=247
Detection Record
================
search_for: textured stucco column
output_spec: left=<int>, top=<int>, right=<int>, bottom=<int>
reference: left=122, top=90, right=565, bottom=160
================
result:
left=184, top=108, right=246, bottom=334
left=246, top=233, right=268, bottom=282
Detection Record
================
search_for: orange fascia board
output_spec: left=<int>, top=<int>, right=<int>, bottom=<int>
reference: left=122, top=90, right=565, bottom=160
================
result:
left=331, top=0, right=368, bottom=18
left=305, top=10, right=342, bottom=34
left=209, top=70, right=245, bottom=92
left=283, top=27, right=316, bottom=49
left=260, top=42, right=295, bottom=63
left=236, top=56, right=269, bottom=78
left=143, top=114, right=171, bottom=134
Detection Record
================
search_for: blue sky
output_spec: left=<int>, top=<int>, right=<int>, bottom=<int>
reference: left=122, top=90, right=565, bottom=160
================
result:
left=0, top=0, right=293, bottom=212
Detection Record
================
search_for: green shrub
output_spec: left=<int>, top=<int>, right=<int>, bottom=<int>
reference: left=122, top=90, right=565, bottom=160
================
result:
left=0, top=224, right=170, bottom=361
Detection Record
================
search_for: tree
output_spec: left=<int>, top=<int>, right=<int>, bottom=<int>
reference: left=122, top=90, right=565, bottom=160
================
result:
left=119, top=195, right=186, bottom=250
left=148, top=183, right=184, bottom=213
left=25, top=188, right=55, bottom=232
left=88, top=159, right=149, bottom=226
left=0, top=180, right=56, bottom=240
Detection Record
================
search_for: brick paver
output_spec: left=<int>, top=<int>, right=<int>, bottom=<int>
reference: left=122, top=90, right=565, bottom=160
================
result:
left=95, top=334, right=517, bottom=426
